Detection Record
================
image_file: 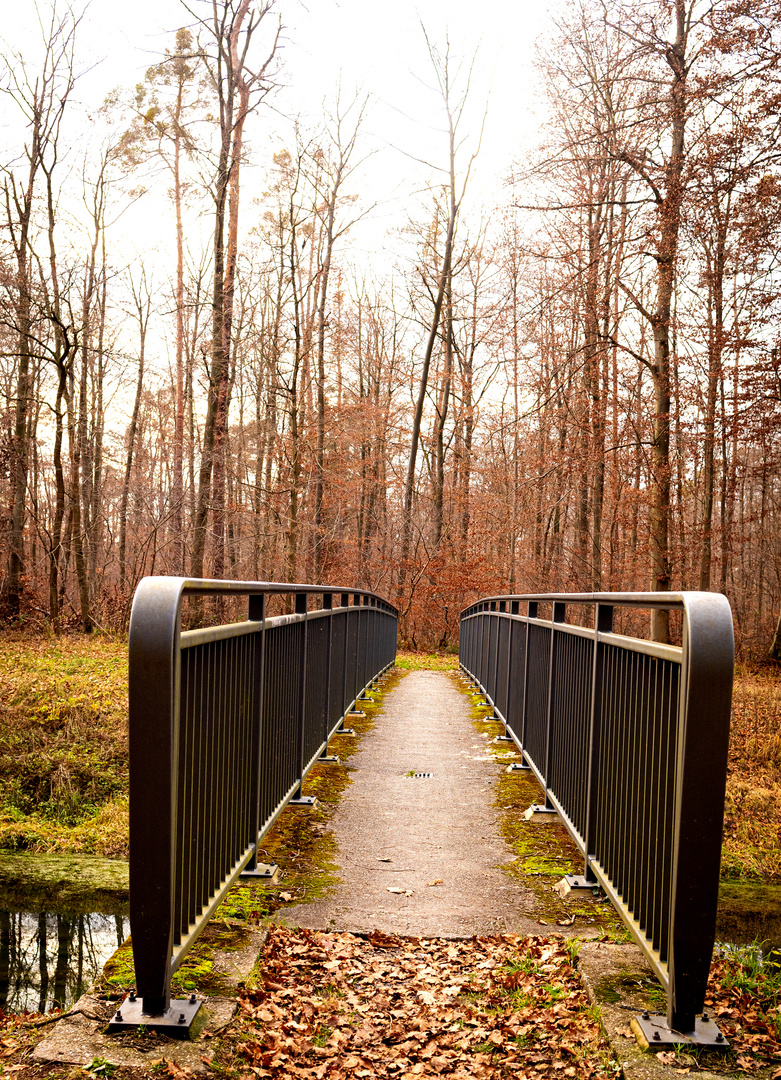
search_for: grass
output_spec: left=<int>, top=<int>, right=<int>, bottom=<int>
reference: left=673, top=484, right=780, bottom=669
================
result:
left=723, top=667, right=781, bottom=881
left=394, top=649, right=459, bottom=671
left=0, top=633, right=128, bottom=856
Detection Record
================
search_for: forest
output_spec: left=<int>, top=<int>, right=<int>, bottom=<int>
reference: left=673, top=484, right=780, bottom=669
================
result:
left=1, top=0, right=781, bottom=654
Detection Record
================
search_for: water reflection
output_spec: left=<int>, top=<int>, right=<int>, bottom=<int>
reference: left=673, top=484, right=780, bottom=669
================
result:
left=0, top=910, right=128, bottom=1013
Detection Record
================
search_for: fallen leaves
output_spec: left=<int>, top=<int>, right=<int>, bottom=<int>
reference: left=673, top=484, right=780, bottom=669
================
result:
left=228, top=926, right=618, bottom=1079
left=703, top=950, right=781, bottom=1071
left=427, top=879, right=444, bottom=887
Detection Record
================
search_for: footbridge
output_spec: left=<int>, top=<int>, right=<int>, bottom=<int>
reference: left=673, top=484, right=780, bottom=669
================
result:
left=117, top=579, right=733, bottom=1053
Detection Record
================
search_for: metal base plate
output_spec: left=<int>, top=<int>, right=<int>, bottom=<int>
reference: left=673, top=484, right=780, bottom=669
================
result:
left=334, top=726, right=356, bottom=736
left=347, top=711, right=365, bottom=719
left=523, top=803, right=557, bottom=820
left=633, top=1014, right=729, bottom=1051
left=289, top=794, right=318, bottom=807
left=493, top=734, right=514, bottom=743
left=556, top=874, right=595, bottom=894
left=319, top=754, right=340, bottom=763
left=107, top=996, right=201, bottom=1039
left=241, top=862, right=279, bottom=881
left=506, top=762, right=531, bottom=772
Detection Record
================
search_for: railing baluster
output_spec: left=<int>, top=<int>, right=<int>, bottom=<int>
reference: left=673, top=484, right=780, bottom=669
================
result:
left=459, top=590, right=733, bottom=1048
left=124, top=577, right=398, bottom=1036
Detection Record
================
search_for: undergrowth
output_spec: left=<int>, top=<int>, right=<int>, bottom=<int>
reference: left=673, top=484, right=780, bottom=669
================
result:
left=0, top=635, right=128, bottom=856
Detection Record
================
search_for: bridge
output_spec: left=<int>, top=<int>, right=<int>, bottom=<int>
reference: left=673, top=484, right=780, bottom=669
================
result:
left=114, top=578, right=734, bottom=1053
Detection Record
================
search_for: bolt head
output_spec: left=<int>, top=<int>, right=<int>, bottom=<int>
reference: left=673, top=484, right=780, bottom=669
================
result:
left=642, top=1011, right=650, bottom=1021
left=115, top=1011, right=123, bottom=1022
left=716, top=1032, right=724, bottom=1042
left=653, top=1031, right=661, bottom=1041
left=178, top=1013, right=186, bottom=1023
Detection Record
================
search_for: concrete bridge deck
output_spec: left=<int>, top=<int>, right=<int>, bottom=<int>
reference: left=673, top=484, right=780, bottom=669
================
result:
left=282, top=668, right=542, bottom=937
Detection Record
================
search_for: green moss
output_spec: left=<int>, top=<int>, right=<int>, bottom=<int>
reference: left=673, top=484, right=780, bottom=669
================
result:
left=593, top=972, right=666, bottom=1011
left=448, top=677, right=624, bottom=932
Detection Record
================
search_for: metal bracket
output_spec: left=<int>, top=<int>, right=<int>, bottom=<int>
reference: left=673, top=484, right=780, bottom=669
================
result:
left=524, top=803, right=557, bottom=820
left=493, top=734, right=514, bottom=743
left=319, top=754, right=340, bottom=763
left=506, top=761, right=531, bottom=772
left=347, top=710, right=365, bottom=719
left=334, top=726, right=356, bottom=736
left=555, top=874, right=595, bottom=897
left=633, top=1012, right=729, bottom=1051
left=107, top=994, right=201, bottom=1039
left=289, top=794, right=318, bottom=807
left=241, top=862, right=279, bottom=881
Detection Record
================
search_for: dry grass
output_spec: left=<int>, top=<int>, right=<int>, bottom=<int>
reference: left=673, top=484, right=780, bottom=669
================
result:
left=722, top=667, right=781, bottom=880
left=0, top=634, right=778, bottom=878
left=0, top=633, right=128, bottom=856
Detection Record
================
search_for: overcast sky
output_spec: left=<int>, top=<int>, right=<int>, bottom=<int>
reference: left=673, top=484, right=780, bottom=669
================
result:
left=1, top=0, right=555, bottom=275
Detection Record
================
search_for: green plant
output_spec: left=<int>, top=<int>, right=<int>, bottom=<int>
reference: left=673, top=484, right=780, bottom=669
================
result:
left=86, top=1058, right=117, bottom=1078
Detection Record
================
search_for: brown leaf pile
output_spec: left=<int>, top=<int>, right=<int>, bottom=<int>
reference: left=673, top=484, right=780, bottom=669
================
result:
left=230, top=926, right=617, bottom=1079
left=705, top=957, right=781, bottom=1070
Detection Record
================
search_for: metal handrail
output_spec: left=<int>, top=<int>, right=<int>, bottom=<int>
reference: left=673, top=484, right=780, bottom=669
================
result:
left=459, top=591, right=733, bottom=1042
left=127, top=576, right=398, bottom=1024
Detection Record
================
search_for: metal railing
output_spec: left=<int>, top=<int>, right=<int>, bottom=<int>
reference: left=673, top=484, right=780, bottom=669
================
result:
left=459, top=592, right=733, bottom=1043
left=125, top=577, right=398, bottom=1026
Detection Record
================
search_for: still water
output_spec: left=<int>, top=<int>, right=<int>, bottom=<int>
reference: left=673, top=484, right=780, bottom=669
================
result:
left=0, top=910, right=128, bottom=1013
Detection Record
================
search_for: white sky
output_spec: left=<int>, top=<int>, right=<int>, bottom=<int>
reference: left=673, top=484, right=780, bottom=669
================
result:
left=1, top=0, right=556, bottom=329
left=3, top=0, right=552, bottom=204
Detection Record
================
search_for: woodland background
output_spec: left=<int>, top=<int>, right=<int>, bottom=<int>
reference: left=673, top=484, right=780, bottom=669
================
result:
left=2, top=0, right=781, bottom=653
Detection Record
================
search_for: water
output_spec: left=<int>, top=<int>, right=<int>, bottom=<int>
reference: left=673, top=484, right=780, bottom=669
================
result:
left=716, top=881, right=781, bottom=951
left=0, top=909, right=128, bottom=1014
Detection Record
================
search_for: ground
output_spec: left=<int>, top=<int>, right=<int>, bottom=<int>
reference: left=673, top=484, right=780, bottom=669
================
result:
left=0, top=641, right=781, bottom=1077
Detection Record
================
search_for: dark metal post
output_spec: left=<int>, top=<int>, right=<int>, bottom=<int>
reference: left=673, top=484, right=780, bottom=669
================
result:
left=128, top=578, right=182, bottom=1018
left=542, top=602, right=566, bottom=805
left=290, top=592, right=313, bottom=804
left=583, top=603, right=613, bottom=882
left=340, top=593, right=350, bottom=718
left=320, top=593, right=338, bottom=762
left=668, top=594, right=733, bottom=1032
left=502, top=603, right=517, bottom=732
left=246, top=593, right=266, bottom=871
left=519, top=601, right=538, bottom=753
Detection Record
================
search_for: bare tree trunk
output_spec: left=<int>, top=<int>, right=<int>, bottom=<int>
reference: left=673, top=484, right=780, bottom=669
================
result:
left=119, top=275, right=150, bottom=596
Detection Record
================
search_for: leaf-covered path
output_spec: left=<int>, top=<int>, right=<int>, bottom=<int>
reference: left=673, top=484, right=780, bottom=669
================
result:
left=281, top=670, right=541, bottom=937
left=234, top=926, right=616, bottom=1079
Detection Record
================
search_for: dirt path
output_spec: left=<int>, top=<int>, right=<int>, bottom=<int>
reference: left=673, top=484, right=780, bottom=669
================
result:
left=282, top=669, right=541, bottom=937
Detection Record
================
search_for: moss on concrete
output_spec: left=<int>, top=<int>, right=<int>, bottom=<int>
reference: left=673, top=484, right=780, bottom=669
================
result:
left=451, top=671, right=624, bottom=934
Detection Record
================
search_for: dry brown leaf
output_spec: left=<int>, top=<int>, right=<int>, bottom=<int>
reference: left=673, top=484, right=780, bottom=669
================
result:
left=426, top=879, right=444, bottom=886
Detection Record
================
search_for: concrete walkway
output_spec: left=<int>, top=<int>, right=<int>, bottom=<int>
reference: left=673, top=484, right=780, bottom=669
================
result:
left=283, top=669, right=541, bottom=937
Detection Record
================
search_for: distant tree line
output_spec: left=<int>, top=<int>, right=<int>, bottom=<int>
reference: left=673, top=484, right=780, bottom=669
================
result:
left=2, top=0, right=781, bottom=656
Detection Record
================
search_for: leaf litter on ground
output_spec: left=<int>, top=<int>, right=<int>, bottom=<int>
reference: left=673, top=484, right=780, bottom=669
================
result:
left=229, top=925, right=619, bottom=1078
